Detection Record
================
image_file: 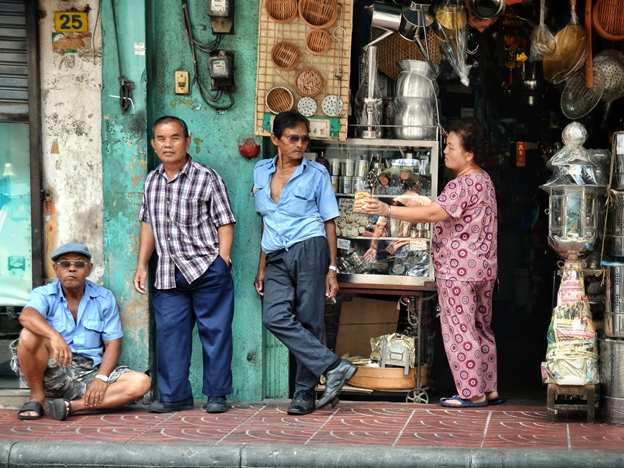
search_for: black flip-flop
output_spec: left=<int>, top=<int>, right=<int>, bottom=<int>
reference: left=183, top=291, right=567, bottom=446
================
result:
left=487, top=397, right=507, bottom=405
left=48, top=399, right=72, bottom=421
left=17, top=401, right=44, bottom=420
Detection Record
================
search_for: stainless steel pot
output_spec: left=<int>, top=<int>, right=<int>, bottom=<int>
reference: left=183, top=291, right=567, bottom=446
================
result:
left=605, top=264, right=624, bottom=340
left=395, top=61, right=438, bottom=99
left=365, top=1, right=402, bottom=31
left=392, top=97, right=436, bottom=140
left=600, top=337, right=624, bottom=425
left=468, top=0, right=507, bottom=19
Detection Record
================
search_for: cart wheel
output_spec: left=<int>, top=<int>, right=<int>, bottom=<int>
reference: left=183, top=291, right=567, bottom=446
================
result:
left=424, top=385, right=435, bottom=397
left=406, top=388, right=429, bottom=404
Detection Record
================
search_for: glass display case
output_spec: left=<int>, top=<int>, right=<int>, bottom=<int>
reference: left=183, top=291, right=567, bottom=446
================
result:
left=309, top=138, right=440, bottom=287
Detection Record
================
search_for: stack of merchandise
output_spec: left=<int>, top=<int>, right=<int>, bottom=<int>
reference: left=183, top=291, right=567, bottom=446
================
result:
left=541, top=261, right=599, bottom=385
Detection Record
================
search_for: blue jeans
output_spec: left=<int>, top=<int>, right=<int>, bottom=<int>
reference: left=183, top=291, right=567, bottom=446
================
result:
left=153, top=256, right=234, bottom=401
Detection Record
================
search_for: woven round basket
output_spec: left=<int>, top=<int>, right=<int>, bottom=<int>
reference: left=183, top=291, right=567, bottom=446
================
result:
left=295, top=68, right=324, bottom=97
left=373, top=28, right=441, bottom=81
left=266, top=0, right=298, bottom=23
left=305, top=29, right=331, bottom=55
left=299, top=0, right=338, bottom=29
left=265, top=86, right=294, bottom=114
left=271, top=42, right=301, bottom=71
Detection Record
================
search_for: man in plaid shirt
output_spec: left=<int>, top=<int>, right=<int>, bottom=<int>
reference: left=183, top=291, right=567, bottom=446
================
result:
left=133, top=116, right=236, bottom=414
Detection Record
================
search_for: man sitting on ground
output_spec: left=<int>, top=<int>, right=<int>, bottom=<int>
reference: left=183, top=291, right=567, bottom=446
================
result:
left=11, top=242, right=151, bottom=420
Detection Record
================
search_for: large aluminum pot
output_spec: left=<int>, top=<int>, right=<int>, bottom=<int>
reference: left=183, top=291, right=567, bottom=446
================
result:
left=364, top=1, right=402, bottom=31
left=605, top=264, right=624, bottom=337
left=392, top=97, right=436, bottom=140
left=600, top=338, right=624, bottom=425
left=610, top=191, right=624, bottom=257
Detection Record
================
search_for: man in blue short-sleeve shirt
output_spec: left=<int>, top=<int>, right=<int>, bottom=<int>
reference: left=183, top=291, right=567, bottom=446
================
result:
left=253, top=111, right=358, bottom=415
left=11, top=243, right=150, bottom=421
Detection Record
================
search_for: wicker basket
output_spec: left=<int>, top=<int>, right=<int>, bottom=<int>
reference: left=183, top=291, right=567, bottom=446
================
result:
left=373, top=29, right=441, bottom=81
left=299, top=0, right=338, bottom=29
left=266, top=0, right=298, bottom=23
left=265, top=86, right=294, bottom=114
left=295, top=67, right=324, bottom=97
left=348, top=365, right=427, bottom=391
left=271, top=41, right=301, bottom=71
left=305, top=29, right=331, bottom=55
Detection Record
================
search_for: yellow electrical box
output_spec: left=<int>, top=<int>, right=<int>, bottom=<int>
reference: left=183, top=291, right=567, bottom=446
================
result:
left=54, top=12, right=88, bottom=33
left=174, top=71, right=190, bottom=95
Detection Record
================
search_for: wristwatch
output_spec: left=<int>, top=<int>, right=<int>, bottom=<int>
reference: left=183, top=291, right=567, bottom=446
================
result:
left=328, top=265, right=337, bottom=272
left=94, top=374, right=109, bottom=383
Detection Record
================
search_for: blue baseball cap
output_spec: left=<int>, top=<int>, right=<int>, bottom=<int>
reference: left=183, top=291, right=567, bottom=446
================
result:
left=51, top=243, right=92, bottom=262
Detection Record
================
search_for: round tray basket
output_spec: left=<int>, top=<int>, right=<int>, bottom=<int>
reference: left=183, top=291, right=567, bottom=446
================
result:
left=305, top=29, right=331, bottom=55
left=295, top=68, right=324, bottom=97
left=265, top=86, right=294, bottom=114
left=271, top=41, right=301, bottom=71
left=266, top=0, right=298, bottom=23
left=299, top=0, right=338, bottom=29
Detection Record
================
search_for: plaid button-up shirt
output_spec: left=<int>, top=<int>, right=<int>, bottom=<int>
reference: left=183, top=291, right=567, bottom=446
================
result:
left=139, top=156, right=236, bottom=290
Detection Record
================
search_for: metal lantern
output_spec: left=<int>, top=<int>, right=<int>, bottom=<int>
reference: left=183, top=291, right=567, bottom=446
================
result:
left=542, top=185, right=604, bottom=259
left=540, top=122, right=608, bottom=260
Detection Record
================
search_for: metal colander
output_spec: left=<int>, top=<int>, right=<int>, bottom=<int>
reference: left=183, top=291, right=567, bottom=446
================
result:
left=593, top=49, right=624, bottom=103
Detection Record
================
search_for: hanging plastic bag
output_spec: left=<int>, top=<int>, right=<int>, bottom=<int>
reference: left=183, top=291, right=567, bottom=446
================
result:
left=431, top=0, right=471, bottom=87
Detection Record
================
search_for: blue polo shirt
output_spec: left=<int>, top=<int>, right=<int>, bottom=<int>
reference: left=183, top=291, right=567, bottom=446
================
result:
left=253, top=155, right=340, bottom=254
left=25, top=280, right=123, bottom=367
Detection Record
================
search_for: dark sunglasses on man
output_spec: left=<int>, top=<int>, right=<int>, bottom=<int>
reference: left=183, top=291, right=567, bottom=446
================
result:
left=55, top=260, right=89, bottom=269
left=284, top=135, right=311, bottom=144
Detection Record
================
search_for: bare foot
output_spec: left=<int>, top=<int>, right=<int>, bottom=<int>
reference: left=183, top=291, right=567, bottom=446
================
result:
left=485, top=391, right=499, bottom=402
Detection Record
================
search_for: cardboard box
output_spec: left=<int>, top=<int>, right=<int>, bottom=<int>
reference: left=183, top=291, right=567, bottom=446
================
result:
left=335, top=297, right=400, bottom=359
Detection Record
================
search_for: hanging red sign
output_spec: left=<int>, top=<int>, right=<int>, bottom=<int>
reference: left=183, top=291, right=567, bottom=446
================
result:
left=516, top=142, right=526, bottom=167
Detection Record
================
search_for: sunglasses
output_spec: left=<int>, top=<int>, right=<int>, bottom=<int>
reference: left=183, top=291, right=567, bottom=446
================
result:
left=283, top=135, right=311, bottom=144
left=55, top=260, right=89, bottom=269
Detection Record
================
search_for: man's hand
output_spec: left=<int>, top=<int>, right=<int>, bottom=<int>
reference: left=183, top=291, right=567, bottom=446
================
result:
left=51, top=333, right=73, bottom=367
left=133, top=266, right=148, bottom=295
left=83, top=378, right=107, bottom=407
left=254, top=268, right=265, bottom=296
left=325, top=270, right=338, bottom=300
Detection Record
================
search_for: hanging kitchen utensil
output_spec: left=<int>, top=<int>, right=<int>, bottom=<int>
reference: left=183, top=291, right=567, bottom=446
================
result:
left=333, top=3, right=346, bottom=79
left=543, top=0, right=587, bottom=84
left=362, top=1, right=402, bottom=50
left=593, top=0, right=624, bottom=41
left=321, top=94, right=344, bottom=117
left=398, top=1, right=440, bottom=78
left=432, top=0, right=471, bottom=87
left=530, top=0, right=556, bottom=60
left=297, top=97, right=318, bottom=116
left=585, top=0, right=593, bottom=88
left=560, top=68, right=605, bottom=119
left=593, top=49, right=624, bottom=127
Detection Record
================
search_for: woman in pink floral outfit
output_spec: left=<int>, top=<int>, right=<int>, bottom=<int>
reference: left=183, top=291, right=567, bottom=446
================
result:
left=366, top=117, right=501, bottom=408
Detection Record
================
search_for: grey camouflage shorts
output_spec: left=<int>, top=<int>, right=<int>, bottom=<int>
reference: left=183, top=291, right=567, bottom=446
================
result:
left=10, top=339, right=132, bottom=401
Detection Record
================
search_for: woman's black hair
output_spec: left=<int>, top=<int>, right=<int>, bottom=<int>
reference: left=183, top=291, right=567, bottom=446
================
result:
left=447, top=117, right=491, bottom=167
left=272, top=111, right=310, bottom=138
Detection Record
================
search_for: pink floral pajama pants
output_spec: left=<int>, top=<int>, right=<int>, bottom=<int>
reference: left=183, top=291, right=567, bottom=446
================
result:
left=437, top=278, right=498, bottom=399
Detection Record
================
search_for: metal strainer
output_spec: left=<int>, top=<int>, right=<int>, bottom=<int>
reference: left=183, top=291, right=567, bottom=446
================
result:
left=594, top=49, right=624, bottom=103
left=593, top=49, right=624, bottom=126
left=561, top=67, right=605, bottom=119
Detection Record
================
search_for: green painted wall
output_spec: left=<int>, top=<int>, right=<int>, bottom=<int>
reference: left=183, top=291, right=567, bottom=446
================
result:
left=101, top=1, right=151, bottom=374
left=102, top=0, right=289, bottom=401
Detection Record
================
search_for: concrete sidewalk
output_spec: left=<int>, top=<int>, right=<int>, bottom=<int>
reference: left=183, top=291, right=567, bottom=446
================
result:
left=1, top=399, right=624, bottom=468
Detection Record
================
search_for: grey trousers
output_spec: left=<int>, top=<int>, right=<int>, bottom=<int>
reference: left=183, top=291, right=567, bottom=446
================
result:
left=262, top=236, right=339, bottom=396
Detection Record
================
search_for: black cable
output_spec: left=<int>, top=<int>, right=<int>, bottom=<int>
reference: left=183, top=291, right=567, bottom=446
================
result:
left=181, top=0, right=234, bottom=110
left=110, top=0, right=135, bottom=114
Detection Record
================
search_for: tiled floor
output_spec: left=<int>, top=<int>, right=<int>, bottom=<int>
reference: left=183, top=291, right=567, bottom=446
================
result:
left=1, top=400, right=623, bottom=451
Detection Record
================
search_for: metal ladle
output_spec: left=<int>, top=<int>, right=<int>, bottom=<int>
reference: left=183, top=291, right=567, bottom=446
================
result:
left=530, top=0, right=556, bottom=60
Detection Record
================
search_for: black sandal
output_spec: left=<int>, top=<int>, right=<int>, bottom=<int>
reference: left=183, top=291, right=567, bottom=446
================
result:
left=17, top=401, right=44, bottom=420
left=48, top=398, right=71, bottom=421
